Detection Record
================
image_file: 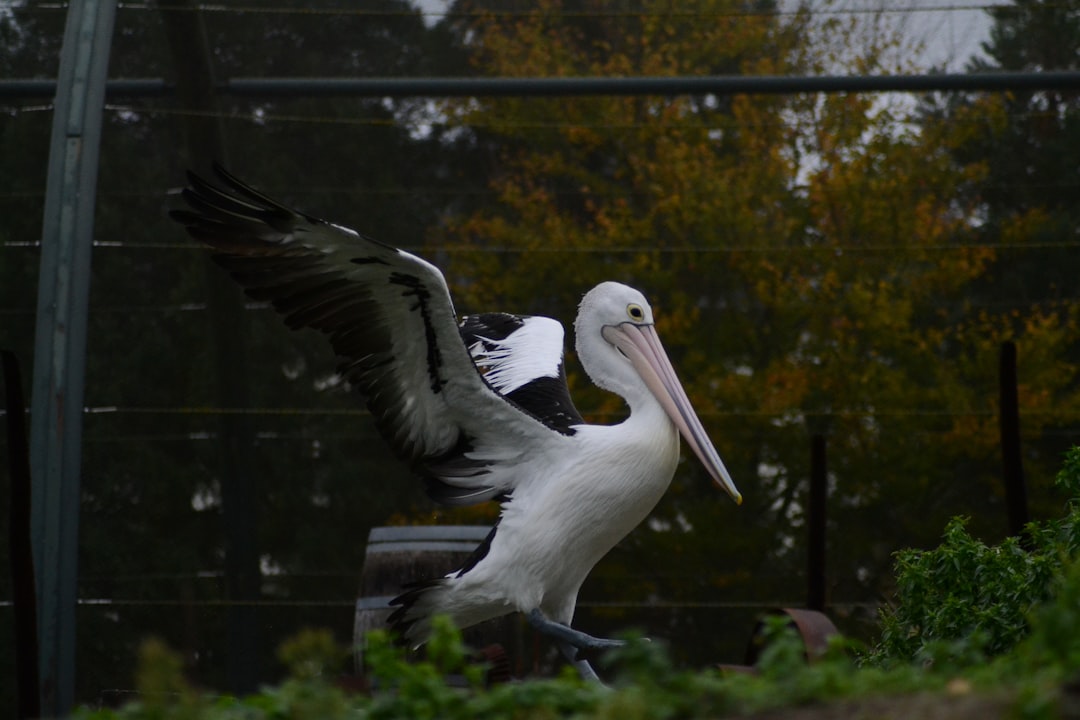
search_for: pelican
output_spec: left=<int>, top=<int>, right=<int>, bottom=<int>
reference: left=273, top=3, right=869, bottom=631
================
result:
left=171, top=165, right=742, bottom=680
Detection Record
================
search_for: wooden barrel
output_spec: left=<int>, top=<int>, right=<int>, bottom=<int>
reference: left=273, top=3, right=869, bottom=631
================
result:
left=354, top=525, right=524, bottom=672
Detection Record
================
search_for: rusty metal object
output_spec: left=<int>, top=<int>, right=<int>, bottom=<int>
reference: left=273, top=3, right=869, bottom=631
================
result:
left=475, top=644, right=513, bottom=686
left=744, top=607, right=840, bottom=666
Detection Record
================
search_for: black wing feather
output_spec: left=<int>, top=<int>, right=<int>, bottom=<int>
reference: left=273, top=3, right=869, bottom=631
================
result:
left=459, top=313, right=584, bottom=436
left=171, top=166, right=578, bottom=510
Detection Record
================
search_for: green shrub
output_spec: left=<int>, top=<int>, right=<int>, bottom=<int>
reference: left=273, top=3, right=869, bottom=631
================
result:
left=868, top=446, right=1080, bottom=667
left=76, top=449, right=1080, bottom=719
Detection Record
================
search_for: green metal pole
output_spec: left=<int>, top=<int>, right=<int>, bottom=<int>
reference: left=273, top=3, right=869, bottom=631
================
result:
left=30, top=0, right=116, bottom=715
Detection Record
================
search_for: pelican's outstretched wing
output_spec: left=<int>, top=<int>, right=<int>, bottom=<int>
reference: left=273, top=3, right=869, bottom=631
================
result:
left=171, top=165, right=578, bottom=504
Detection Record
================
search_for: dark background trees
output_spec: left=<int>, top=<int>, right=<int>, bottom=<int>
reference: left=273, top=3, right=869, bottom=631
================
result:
left=918, top=0, right=1080, bottom=520
left=1, top=0, right=1078, bottom=708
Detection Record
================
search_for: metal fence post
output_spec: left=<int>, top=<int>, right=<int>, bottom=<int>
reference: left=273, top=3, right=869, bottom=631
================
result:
left=29, top=0, right=117, bottom=715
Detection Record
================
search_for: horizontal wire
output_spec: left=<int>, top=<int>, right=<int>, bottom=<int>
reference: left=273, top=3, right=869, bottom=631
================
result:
left=580, top=600, right=881, bottom=610
left=81, top=570, right=368, bottom=581
left=0, top=305, right=222, bottom=315
left=79, top=405, right=369, bottom=416
left=84, top=434, right=364, bottom=443
left=2, top=305, right=1070, bottom=320
left=3, top=405, right=1070, bottom=419
left=5, top=179, right=1080, bottom=201
left=96, top=102, right=792, bottom=130
left=26, top=1, right=1012, bottom=20
left=73, top=430, right=1080, bottom=444
left=10, top=72, right=1080, bottom=105
left=105, top=103, right=405, bottom=127
left=6, top=239, right=1080, bottom=252
left=5, top=294, right=1077, bottom=316
left=0, top=103, right=52, bottom=113
left=4, top=88, right=1072, bottom=125
left=73, top=433, right=1080, bottom=445
left=0, top=597, right=880, bottom=610
left=7, top=100, right=1071, bottom=126
left=78, top=598, right=356, bottom=608
left=95, top=101, right=1070, bottom=130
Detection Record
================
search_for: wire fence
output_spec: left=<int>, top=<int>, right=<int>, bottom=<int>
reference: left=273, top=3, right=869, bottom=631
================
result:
left=14, top=1, right=1019, bottom=21
left=5, top=2, right=1079, bottom=707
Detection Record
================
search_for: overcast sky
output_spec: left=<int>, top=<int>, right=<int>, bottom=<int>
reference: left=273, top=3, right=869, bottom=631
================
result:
left=881, top=0, right=996, bottom=70
left=412, top=0, right=999, bottom=73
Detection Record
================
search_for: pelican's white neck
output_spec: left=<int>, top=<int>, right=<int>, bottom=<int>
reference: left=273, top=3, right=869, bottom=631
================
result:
left=574, top=282, right=658, bottom=415
left=576, top=326, right=658, bottom=414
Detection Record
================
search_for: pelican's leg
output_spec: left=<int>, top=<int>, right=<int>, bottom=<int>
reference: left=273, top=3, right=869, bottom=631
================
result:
left=556, top=640, right=601, bottom=682
left=526, top=608, right=624, bottom=650
left=527, top=608, right=623, bottom=681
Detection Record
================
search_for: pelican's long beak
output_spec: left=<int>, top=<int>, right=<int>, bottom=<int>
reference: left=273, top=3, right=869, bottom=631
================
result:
left=602, top=323, right=742, bottom=505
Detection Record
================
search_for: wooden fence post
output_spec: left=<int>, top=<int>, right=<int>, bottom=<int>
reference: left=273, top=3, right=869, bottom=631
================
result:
left=807, top=435, right=827, bottom=612
left=999, top=341, right=1030, bottom=542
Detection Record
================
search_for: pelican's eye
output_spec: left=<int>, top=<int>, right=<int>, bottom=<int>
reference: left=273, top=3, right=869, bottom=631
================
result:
left=626, top=303, right=645, bottom=322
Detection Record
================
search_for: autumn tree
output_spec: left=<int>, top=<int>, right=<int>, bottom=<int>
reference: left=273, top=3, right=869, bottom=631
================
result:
left=919, top=0, right=1080, bottom=499
left=432, top=0, right=1080, bottom=659
left=8, top=0, right=1079, bottom=701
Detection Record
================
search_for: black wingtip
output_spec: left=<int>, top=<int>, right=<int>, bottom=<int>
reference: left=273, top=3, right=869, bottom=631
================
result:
left=180, top=163, right=242, bottom=199
left=183, top=169, right=223, bottom=203
left=212, top=161, right=240, bottom=188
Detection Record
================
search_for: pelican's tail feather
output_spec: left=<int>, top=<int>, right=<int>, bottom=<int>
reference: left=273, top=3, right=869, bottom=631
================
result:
left=388, top=574, right=516, bottom=648
left=388, top=521, right=505, bottom=645
left=387, top=579, right=448, bottom=645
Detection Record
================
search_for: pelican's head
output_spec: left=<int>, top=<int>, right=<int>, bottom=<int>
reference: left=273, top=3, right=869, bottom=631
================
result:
left=575, top=282, right=742, bottom=505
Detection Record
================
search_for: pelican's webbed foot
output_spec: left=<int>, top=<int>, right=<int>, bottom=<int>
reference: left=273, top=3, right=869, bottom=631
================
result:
left=527, top=608, right=623, bottom=681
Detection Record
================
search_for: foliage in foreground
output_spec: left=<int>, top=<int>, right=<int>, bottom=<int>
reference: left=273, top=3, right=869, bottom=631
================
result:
left=73, top=449, right=1080, bottom=720
left=76, top=568, right=1080, bottom=719
left=72, top=616, right=907, bottom=720
left=869, top=446, right=1080, bottom=667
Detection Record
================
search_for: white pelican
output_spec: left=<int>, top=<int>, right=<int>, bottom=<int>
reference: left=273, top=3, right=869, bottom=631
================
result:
left=171, top=165, right=742, bottom=680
